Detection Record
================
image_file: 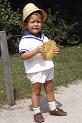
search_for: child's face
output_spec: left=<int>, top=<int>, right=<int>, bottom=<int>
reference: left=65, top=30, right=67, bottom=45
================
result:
left=24, top=12, right=43, bottom=35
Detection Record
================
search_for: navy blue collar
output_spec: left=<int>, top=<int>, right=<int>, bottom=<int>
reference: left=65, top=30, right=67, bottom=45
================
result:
left=23, top=31, right=42, bottom=39
left=23, top=31, right=31, bottom=36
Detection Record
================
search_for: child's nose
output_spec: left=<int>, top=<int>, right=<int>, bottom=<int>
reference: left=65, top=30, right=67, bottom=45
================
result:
left=34, top=22, right=38, bottom=26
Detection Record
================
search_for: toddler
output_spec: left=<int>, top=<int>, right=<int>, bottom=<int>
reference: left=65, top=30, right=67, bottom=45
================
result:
left=19, top=3, right=67, bottom=123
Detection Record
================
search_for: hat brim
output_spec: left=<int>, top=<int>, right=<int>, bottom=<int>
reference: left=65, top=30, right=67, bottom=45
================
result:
left=23, top=9, right=47, bottom=22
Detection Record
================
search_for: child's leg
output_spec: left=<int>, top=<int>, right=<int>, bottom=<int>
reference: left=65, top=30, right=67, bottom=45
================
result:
left=44, top=80, right=56, bottom=110
left=32, top=82, right=42, bottom=114
left=44, top=80, right=67, bottom=116
left=32, top=83, right=45, bottom=122
left=32, top=82, right=42, bottom=108
left=44, top=80, right=55, bottom=102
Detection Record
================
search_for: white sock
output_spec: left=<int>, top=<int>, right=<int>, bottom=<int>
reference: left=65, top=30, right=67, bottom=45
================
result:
left=33, top=107, right=41, bottom=114
left=48, top=101, right=56, bottom=111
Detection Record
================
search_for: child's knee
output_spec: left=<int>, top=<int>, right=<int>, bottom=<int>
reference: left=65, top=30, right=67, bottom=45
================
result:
left=32, top=89, right=41, bottom=96
left=32, top=83, right=42, bottom=96
left=46, top=88, right=53, bottom=94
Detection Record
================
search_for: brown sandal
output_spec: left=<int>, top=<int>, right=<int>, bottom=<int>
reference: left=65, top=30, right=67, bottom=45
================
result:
left=49, top=107, right=67, bottom=116
left=34, top=113, right=45, bottom=122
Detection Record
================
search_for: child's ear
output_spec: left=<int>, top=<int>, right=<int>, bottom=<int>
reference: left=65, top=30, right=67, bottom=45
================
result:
left=23, top=22, right=27, bottom=28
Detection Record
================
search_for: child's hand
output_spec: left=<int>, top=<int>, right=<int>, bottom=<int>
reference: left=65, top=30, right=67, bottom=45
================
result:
left=36, top=44, right=45, bottom=53
left=53, top=47, right=60, bottom=55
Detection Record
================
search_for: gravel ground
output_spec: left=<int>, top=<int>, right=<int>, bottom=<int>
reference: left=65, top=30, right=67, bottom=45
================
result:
left=0, top=80, right=82, bottom=123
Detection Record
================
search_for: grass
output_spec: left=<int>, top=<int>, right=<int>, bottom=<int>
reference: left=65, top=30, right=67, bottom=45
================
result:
left=54, top=45, right=82, bottom=86
left=0, top=44, right=82, bottom=104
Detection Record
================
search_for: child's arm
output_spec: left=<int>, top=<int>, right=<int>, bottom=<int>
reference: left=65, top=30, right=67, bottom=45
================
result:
left=20, top=44, right=45, bottom=60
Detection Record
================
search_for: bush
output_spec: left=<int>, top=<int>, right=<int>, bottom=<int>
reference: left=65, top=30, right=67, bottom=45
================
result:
left=43, top=9, right=80, bottom=46
left=0, top=0, right=22, bottom=54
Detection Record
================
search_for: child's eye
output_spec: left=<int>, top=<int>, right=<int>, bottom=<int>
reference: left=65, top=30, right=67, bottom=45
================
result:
left=30, top=20, right=34, bottom=23
left=37, top=20, right=41, bottom=23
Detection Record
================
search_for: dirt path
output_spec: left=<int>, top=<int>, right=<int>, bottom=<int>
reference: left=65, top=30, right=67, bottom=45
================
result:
left=0, top=80, right=82, bottom=123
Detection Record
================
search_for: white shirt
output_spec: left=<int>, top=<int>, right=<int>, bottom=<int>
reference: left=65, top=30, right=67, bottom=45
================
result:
left=19, top=32, right=54, bottom=73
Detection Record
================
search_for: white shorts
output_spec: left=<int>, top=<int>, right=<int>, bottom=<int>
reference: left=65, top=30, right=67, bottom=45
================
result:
left=26, top=68, right=54, bottom=84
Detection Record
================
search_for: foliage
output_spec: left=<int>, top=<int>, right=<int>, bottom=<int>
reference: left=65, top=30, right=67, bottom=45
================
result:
left=43, top=9, right=80, bottom=46
left=0, top=0, right=22, bottom=53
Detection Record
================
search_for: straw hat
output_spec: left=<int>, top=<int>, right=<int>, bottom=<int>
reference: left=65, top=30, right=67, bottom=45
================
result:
left=22, top=3, right=47, bottom=22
